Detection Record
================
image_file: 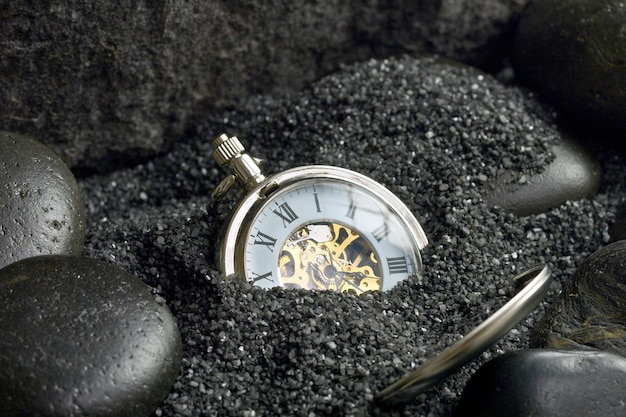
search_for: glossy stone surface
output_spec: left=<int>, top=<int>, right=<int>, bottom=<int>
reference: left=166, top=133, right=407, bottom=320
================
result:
left=512, top=0, right=626, bottom=138
left=0, top=255, right=182, bottom=417
left=0, top=131, right=85, bottom=269
left=486, top=137, right=601, bottom=215
left=454, top=349, right=626, bottom=417
left=531, top=241, right=626, bottom=355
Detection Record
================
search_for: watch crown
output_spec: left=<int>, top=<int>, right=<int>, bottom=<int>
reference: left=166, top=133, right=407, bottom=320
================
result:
left=211, top=134, right=245, bottom=166
left=210, top=133, right=266, bottom=198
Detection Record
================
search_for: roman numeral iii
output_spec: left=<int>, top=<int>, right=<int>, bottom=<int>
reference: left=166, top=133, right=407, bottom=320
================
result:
left=386, top=256, right=409, bottom=274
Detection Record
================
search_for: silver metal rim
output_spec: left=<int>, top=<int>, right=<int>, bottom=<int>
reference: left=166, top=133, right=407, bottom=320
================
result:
left=375, top=264, right=552, bottom=405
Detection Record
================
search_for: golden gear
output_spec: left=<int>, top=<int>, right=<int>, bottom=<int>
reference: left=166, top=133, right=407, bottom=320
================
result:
left=279, top=222, right=381, bottom=293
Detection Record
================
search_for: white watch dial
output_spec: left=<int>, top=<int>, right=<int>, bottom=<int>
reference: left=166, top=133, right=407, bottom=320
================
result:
left=238, top=174, right=425, bottom=293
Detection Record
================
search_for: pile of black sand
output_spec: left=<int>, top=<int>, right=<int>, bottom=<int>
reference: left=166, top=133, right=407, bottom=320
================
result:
left=79, top=56, right=623, bottom=416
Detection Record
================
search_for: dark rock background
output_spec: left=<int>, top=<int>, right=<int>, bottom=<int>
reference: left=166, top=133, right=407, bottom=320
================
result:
left=512, top=0, right=626, bottom=144
left=0, top=0, right=528, bottom=170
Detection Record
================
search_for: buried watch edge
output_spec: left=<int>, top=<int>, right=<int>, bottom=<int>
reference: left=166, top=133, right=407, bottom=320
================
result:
left=375, top=264, right=552, bottom=405
left=210, top=134, right=428, bottom=293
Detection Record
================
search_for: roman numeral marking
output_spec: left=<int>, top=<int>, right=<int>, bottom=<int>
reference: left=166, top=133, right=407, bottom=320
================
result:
left=272, top=202, right=299, bottom=228
left=251, top=271, right=274, bottom=284
left=372, top=223, right=390, bottom=242
left=387, top=256, right=409, bottom=274
left=253, top=231, right=277, bottom=252
left=346, top=200, right=358, bottom=219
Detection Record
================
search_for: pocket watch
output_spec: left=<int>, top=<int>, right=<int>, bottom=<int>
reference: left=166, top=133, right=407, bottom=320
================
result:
left=210, top=134, right=428, bottom=293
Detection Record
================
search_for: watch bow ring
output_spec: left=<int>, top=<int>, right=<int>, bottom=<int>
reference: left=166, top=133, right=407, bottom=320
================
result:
left=210, top=134, right=429, bottom=293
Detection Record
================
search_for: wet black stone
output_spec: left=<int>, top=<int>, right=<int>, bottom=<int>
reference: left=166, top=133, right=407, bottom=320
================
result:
left=512, top=0, right=626, bottom=141
left=0, top=255, right=182, bottom=417
left=454, top=349, right=626, bottom=417
left=0, top=131, right=85, bottom=269
left=486, top=137, right=601, bottom=215
left=531, top=241, right=626, bottom=355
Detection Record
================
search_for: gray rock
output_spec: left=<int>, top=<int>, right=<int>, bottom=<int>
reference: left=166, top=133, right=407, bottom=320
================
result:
left=0, top=1, right=530, bottom=170
left=486, top=136, right=601, bottom=215
left=531, top=241, right=626, bottom=355
left=512, top=0, right=626, bottom=140
left=0, top=131, right=85, bottom=269
left=454, top=349, right=626, bottom=417
left=0, top=255, right=182, bottom=417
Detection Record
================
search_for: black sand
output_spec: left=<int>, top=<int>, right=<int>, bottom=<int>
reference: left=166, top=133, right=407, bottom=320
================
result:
left=79, top=57, right=623, bottom=416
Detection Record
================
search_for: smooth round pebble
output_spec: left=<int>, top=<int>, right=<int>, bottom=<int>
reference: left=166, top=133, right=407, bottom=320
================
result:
left=454, top=349, right=626, bottom=417
left=512, top=0, right=626, bottom=138
left=0, top=131, right=86, bottom=269
left=486, top=137, right=600, bottom=215
left=531, top=240, right=626, bottom=355
left=0, top=255, right=182, bottom=417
